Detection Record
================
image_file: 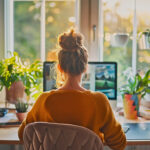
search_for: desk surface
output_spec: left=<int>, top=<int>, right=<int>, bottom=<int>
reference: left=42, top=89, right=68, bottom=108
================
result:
left=0, top=110, right=22, bottom=144
left=0, top=127, right=22, bottom=144
left=1, top=123, right=150, bottom=145
left=0, top=111, right=150, bottom=145
left=123, top=123, right=150, bottom=145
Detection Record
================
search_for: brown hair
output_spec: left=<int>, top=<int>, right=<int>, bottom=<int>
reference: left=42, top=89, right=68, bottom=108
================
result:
left=58, top=29, right=88, bottom=76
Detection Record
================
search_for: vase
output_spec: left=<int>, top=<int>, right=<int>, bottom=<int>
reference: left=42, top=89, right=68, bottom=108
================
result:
left=5, top=81, right=26, bottom=104
left=123, top=94, right=141, bottom=119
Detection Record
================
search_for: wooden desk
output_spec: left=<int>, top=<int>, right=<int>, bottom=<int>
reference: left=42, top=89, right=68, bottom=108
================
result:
left=1, top=123, right=150, bottom=146
left=0, top=110, right=150, bottom=145
left=0, top=127, right=22, bottom=145
left=0, top=110, right=23, bottom=145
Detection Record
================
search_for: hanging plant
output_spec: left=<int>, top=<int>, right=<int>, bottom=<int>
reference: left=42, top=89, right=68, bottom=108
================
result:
left=138, top=29, right=150, bottom=50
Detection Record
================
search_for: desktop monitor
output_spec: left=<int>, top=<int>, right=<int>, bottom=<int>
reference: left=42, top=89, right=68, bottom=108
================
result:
left=43, top=61, right=57, bottom=91
left=43, top=61, right=117, bottom=108
left=82, top=62, right=117, bottom=100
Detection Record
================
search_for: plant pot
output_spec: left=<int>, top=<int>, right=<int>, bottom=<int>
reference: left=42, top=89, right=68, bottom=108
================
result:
left=138, top=32, right=150, bottom=50
left=111, top=33, right=129, bottom=47
left=16, top=112, right=27, bottom=122
left=6, top=81, right=26, bottom=104
left=123, top=94, right=141, bottom=119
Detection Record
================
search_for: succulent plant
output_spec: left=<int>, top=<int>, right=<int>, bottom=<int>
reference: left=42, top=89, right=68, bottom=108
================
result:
left=15, top=101, right=29, bottom=113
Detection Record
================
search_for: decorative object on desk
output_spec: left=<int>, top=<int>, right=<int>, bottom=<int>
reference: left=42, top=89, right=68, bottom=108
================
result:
left=138, top=29, right=150, bottom=50
left=139, top=105, right=150, bottom=120
left=0, top=52, right=43, bottom=104
left=0, top=108, right=8, bottom=117
left=141, top=93, right=150, bottom=108
left=122, top=94, right=141, bottom=119
left=111, top=33, right=129, bottom=47
left=15, top=98, right=29, bottom=122
left=5, top=81, right=25, bottom=104
left=120, top=68, right=150, bottom=119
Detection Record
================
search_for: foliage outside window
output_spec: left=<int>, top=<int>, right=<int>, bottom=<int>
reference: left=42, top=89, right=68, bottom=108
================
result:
left=103, top=0, right=133, bottom=90
left=14, top=0, right=75, bottom=62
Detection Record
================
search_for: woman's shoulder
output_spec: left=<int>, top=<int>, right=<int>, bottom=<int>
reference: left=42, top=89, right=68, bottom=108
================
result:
left=89, top=91, right=109, bottom=105
left=39, top=90, right=55, bottom=98
left=34, top=90, right=56, bottom=104
left=89, top=91, right=107, bottom=98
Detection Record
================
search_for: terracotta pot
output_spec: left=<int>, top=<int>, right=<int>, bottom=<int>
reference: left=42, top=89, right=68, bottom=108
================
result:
left=5, top=81, right=26, bottom=104
left=16, top=112, right=27, bottom=122
left=123, top=94, right=141, bottom=119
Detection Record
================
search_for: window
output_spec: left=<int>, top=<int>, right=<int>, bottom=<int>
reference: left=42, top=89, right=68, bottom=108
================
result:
left=98, top=0, right=150, bottom=90
left=13, top=0, right=76, bottom=62
left=103, top=0, right=134, bottom=87
left=5, top=0, right=150, bottom=97
left=45, top=1, right=75, bottom=61
left=14, top=1, right=41, bottom=62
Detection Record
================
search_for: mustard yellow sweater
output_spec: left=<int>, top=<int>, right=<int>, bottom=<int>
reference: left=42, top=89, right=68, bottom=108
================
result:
left=18, top=90, right=126, bottom=150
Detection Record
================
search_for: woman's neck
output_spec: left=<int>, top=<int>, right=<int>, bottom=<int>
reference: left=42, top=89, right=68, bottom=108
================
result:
left=58, top=74, right=86, bottom=91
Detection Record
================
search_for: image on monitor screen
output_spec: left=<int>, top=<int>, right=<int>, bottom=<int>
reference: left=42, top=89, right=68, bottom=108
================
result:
left=82, top=62, right=117, bottom=100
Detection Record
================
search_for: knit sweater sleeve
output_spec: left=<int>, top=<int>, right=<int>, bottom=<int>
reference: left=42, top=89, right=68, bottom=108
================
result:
left=95, top=92, right=126, bottom=150
left=18, top=92, right=49, bottom=141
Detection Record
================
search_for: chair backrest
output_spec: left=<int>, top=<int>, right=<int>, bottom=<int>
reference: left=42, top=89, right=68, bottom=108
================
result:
left=23, top=122, right=103, bottom=150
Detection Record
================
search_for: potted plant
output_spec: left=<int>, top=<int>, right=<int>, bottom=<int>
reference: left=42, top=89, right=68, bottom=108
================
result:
left=111, top=33, right=129, bottom=47
left=0, top=52, right=43, bottom=104
left=15, top=99, right=29, bottom=122
left=138, top=29, right=150, bottom=50
left=120, top=68, right=150, bottom=119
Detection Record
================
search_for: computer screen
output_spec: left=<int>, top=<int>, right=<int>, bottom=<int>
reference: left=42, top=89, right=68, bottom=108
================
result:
left=43, top=61, right=57, bottom=91
left=43, top=61, right=117, bottom=100
left=82, top=62, right=117, bottom=100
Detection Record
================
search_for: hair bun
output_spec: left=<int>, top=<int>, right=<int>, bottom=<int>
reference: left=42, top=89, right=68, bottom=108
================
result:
left=58, top=29, right=83, bottom=50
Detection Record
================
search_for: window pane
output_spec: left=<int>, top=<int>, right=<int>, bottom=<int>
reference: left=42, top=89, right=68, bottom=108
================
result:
left=137, top=0, right=150, bottom=74
left=14, top=1, right=41, bottom=62
left=46, top=1, right=76, bottom=61
left=103, top=0, right=134, bottom=88
left=14, top=1, right=76, bottom=62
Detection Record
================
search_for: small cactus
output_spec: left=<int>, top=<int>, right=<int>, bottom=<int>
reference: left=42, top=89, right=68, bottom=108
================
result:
left=15, top=101, right=28, bottom=113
